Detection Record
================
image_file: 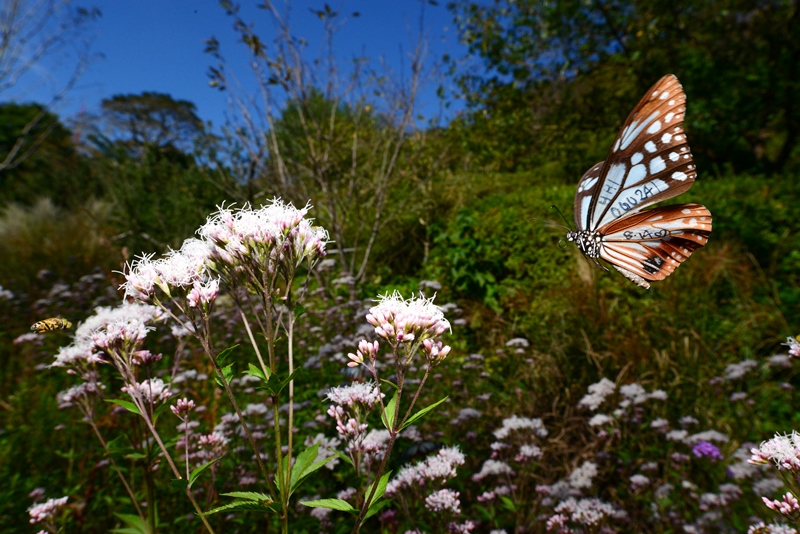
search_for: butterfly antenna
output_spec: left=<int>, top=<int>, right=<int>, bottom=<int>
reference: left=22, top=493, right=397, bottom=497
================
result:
left=528, top=217, right=571, bottom=232
left=551, top=206, right=574, bottom=231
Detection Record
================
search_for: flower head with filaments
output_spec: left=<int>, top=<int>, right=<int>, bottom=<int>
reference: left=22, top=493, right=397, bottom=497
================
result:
left=366, top=291, right=451, bottom=351
left=198, top=200, right=328, bottom=285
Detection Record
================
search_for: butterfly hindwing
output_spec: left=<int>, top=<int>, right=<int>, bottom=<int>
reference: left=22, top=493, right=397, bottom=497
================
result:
left=599, top=204, right=712, bottom=285
left=579, top=75, right=698, bottom=231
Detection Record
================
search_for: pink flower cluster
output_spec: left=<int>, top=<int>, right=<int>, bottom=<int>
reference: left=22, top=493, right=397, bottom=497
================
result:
left=425, top=488, right=461, bottom=514
left=386, top=446, right=465, bottom=496
left=121, top=378, right=171, bottom=404
left=763, top=492, right=800, bottom=516
left=123, top=239, right=213, bottom=301
left=750, top=432, right=800, bottom=471
left=171, top=397, right=196, bottom=418
left=198, top=200, right=328, bottom=277
left=326, top=382, right=382, bottom=408
left=366, top=291, right=451, bottom=349
left=786, top=337, right=800, bottom=359
left=28, top=496, right=68, bottom=524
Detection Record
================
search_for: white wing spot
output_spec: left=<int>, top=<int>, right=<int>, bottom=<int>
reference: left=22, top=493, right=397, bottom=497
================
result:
left=652, top=91, right=659, bottom=97
left=672, top=171, right=688, bottom=181
left=675, top=135, right=684, bottom=141
left=661, top=132, right=673, bottom=144
left=649, top=156, right=666, bottom=174
left=665, top=112, right=675, bottom=123
left=613, top=137, right=621, bottom=152
left=645, top=141, right=657, bottom=153
left=681, top=147, right=687, bottom=152
left=689, top=218, right=698, bottom=227
left=681, top=208, right=691, bottom=214
left=683, top=155, right=689, bottom=159
left=669, top=152, right=679, bottom=161
left=631, top=152, right=643, bottom=164
left=660, top=91, right=670, bottom=100
left=646, top=120, right=662, bottom=135
left=625, top=163, right=647, bottom=186
left=668, top=99, right=676, bottom=105
left=583, top=177, right=599, bottom=190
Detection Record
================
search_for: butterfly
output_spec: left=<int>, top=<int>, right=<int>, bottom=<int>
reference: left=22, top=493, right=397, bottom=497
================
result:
left=566, top=74, right=712, bottom=289
left=30, top=317, right=73, bottom=333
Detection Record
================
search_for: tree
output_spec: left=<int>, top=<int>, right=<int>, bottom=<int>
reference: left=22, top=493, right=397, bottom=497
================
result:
left=207, top=1, right=449, bottom=282
left=449, top=0, right=800, bottom=174
left=0, top=103, right=95, bottom=206
left=96, top=92, right=205, bottom=157
left=0, top=0, right=99, bottom=171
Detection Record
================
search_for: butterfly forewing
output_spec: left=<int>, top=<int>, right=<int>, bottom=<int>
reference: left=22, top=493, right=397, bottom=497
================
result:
left=578, top=75, right=698, bottom=232
left=573, top=161, right=605, bottom=231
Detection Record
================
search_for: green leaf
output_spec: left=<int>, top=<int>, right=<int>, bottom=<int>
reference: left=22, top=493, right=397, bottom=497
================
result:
left=364, top=498, right=390, bottom=520
left=216, top=344, right=239, bottom=366
left=110, top=513, right=150, bottom=534
left=105, top=398, right=141, bottom=416
left=500, top=495, right=516, bottom=513
left=258, top=367, right=302, bottom=396
left=153, top=400, right=173, bottom=425
left=332, top=449, right=354, bottom=468
left=401, top=396, right=449, bottom=431
left=364, top=470, right=392, bottom=509
left=245, top=362, right=267, bottom=381
left=293, top=302, right=307, bottom=319
left=379, top=378, right=398, bottom=390
left=380, top=393, right=398, bottom=430
left=299, top=499, right=356, bottom=513
left=214, top=363, right=234, bottom=387
left=203, top=499, right=275, bottom=515
left=189, top=457, right=221, bottom=488
left=220, top=491, right=272, bottom=501
left=289, top=443, right=319, bottom=493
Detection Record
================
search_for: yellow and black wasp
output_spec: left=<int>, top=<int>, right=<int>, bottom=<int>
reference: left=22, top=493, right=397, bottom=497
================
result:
left=30, top=318, right=73, bottom=333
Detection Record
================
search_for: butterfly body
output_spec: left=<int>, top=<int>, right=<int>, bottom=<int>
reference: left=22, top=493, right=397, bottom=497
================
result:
left=568, top=75, right=712, bottom=288
left=31, top=317, right=72, bottom=333
left=566, top=230, right=603, bottom=258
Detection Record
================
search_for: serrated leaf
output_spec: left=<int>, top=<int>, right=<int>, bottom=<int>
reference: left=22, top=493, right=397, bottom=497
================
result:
left=220, top=491, right=272, bottom=502
left=381, top=393, right=398, bottom=430
left=105, top=398, right=141, bottom=415
left=299, top=498, right=356, bottom=513
left=203, top=499, right=275, bottom=515
left=401, top=396, right=449, bottom=431
left=245, top=363, right=267, bottom=381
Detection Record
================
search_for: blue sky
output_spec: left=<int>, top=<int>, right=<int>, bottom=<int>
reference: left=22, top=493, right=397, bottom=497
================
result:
left=12, top=1, right=468, bottom=130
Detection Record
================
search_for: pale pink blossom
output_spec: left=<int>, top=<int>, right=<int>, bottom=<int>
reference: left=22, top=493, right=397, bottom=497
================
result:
left=28, top=496, right=68, bottom=524
left=366, top=291, right=450, bottom=346
left=425, top=488, right=461, bottom=514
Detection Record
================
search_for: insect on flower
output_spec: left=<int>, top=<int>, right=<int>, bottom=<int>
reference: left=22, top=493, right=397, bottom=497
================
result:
left=30, top=317, right=73, bottom=333
left=565, top=74, right=712, bottom=288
